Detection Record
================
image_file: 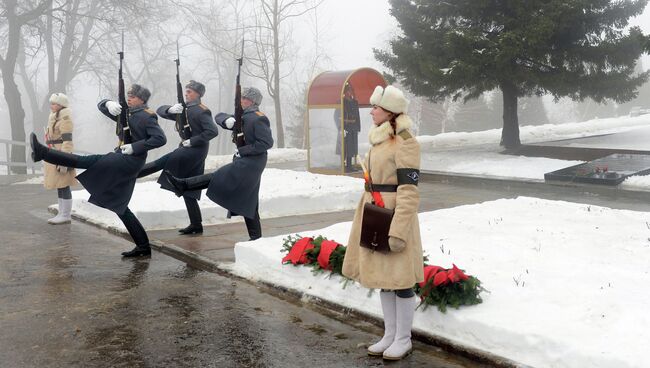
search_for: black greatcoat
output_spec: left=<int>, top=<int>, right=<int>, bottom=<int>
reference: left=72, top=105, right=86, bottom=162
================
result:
left=334, top=96, right=361, bottom=158
left=156, top=100, right=218, bottom=199
left=77, top=100, right=166, bottom=215
left=212, top=106, right=274, bottom=219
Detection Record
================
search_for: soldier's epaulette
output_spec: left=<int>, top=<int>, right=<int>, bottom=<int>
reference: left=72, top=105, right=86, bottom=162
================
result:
left=398, top=129, right=413, bottom=140
left=199, top=103, right=208, bottom=111
left=144, top=108, right=156, bottom=115
left=255, top=111, right=265, bottom=117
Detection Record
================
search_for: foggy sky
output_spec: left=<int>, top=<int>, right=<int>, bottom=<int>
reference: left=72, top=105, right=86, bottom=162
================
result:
left=317, top=0, right=650, bottom=72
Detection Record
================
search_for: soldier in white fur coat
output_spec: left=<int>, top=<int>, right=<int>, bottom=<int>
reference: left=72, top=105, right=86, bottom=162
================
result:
left=43, top=93, right=77, bottom=224
left=342, top=85, right=423, bottom=361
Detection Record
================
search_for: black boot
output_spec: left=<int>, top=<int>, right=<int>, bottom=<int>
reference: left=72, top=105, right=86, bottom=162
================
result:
left=118, top=207, right=151, bottom=258
left=244, top=207, right=262, bottom=241
left=178, top=223, right=203, bottom=235
left=164, top=171, right=212, bottom=197
left=30, top=132, right=49, bottom=162
left=179, top=197, right=203, bottom=234
left=31, top=132, right=79, bottom=166
left=121, top=245, right=151, bottom=257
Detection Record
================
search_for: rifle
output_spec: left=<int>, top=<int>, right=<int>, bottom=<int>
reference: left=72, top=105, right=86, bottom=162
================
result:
left=232, top=38, right=245, bottom=148
left=174, top=41, right=191, bottom=139
left=117, top=31, right=132, bottom=145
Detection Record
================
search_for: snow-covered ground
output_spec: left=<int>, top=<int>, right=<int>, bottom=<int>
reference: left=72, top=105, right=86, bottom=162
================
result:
left=420, top=145, right=584, bottom=181
left=417, top=115, right=650, bottom=189
left=16, top=113, right=650, bottom=367
left=64, top=168, right=361, bottom=231
left=14, top=116, right=650, bottom=188
left=233, top=196, right=650, bottom=368
left=417, top=114, right=650, bottom=150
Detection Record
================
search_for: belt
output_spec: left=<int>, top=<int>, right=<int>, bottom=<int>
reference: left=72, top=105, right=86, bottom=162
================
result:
left=365, top=184, right=398, bottom=192
left=46, top=139, right=63, bottom=145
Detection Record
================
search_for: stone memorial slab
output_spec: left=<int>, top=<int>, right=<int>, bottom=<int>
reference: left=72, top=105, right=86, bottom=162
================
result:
left=544, top=154, right=650, bottom=185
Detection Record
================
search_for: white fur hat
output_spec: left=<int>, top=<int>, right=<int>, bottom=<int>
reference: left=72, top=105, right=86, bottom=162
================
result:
left=49, top=93, right=69, bottom=108
left=369, top=85, right=409, bottom=114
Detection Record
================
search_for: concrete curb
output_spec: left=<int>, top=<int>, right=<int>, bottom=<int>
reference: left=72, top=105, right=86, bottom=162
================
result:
left=149, top=237, right=529, bottom=368
left=421, top=170, right=650, bottom=201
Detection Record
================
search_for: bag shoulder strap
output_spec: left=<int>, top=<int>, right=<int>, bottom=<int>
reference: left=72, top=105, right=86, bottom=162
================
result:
left=367, top=150, right=374, bottom=193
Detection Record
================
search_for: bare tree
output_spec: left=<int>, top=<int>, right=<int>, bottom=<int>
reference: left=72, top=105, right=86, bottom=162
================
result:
left=285, top=2, right=331, bottom=148
left=190, top=0, right=249, bottom=155
left=0, top=0, right=52, bottom=173
left=247, top=0, right=323, bottom=148
left=18, top=0, right=110, bottom=136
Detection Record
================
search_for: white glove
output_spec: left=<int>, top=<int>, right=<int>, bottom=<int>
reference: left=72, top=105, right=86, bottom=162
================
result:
left=120, top=144, right=134, bottom=155
left=56, top=165, right=68, bottom=174
left=225, top=117, right=236, bottom=129
left=182, top=139, right=191, bottom=147
left=105, top=100, right=122, bottom=116
left=168, top=103, right=184, bottom=114
left=388, top=236, right=406, bottom=252
left=234, top=149, right=241, bottom=158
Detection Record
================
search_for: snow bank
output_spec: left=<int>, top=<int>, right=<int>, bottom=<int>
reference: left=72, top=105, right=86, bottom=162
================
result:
left=62, top=168, right=362, bottom=231
left=421, top=149, right=584, bottom=180
left=233, top=197, right=650, bottom=368
left=418, top=115, right=650, bottom=151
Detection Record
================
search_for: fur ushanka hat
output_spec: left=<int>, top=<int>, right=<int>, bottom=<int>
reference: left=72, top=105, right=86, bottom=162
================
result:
left=369, top=85, right=409, bottom=114
left=49, top=93, right=69, bottom=108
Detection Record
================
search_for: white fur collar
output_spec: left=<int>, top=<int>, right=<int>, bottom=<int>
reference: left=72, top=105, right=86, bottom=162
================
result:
left=368, top=114, right=412, bottom=145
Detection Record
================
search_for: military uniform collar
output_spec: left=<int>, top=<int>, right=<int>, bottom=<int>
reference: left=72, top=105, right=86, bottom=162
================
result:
left=186, top=99, right=200, bottom=107
left=129, top=104, right=146, bottom=113
left=243, top=105, right=259, bottom=114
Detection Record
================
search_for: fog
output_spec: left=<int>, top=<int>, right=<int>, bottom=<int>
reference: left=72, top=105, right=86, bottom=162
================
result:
left=1, top=0, right=649, bottom=167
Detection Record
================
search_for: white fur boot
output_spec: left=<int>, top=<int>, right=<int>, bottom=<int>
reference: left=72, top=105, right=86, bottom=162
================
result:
left=48, top=198, right=72, bottom=224
left=367, top=291, right=396, bottom=356
left=383, top=295, right=416, bottom=360
left=48, top=198, right=63, bottom=224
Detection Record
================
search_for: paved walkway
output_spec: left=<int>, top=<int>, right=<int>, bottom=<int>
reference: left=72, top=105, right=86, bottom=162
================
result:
left=3, top=179, right=489, bottom=368
left=9, top=168, right=650, bottom=367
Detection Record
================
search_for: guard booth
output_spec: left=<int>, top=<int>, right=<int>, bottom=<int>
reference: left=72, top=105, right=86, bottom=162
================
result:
left=306, top=68, right=387, bottom=174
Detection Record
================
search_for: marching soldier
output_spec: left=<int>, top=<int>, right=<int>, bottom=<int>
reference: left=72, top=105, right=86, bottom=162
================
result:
left=137, top=80, right=218, bottom=235
left=163, top=87, right=274, bottom=241
left=30, top=84, right=167, bottom=257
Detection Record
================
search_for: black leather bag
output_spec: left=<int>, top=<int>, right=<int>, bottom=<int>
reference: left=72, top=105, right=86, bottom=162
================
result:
left=360, top=202, right=394, bottom=253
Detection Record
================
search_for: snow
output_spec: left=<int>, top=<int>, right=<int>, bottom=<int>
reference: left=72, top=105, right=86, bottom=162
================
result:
left=64, top=168, right=361, bottom=231
left=417, top=115, right=650, bottom=189
left=421, top=146, right=584, bottom=181
left=19, top=112, right=650, bottom=366
left=232, top=196, right=650, bottom=368
left=15, top=116, right=650, bottom=188
left=417, top=114, right=650, bottom=150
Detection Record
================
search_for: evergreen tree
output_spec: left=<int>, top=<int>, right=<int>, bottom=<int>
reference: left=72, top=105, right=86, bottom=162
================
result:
left=452, top=94, right=503, bottom=132
left=375, top=0, right=649, bottom=148
left=618, top=59, right=650, bottom=115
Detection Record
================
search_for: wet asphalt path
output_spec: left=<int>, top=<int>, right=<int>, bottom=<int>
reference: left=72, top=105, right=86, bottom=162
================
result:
left=0, top=179, right=487, bottom=368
